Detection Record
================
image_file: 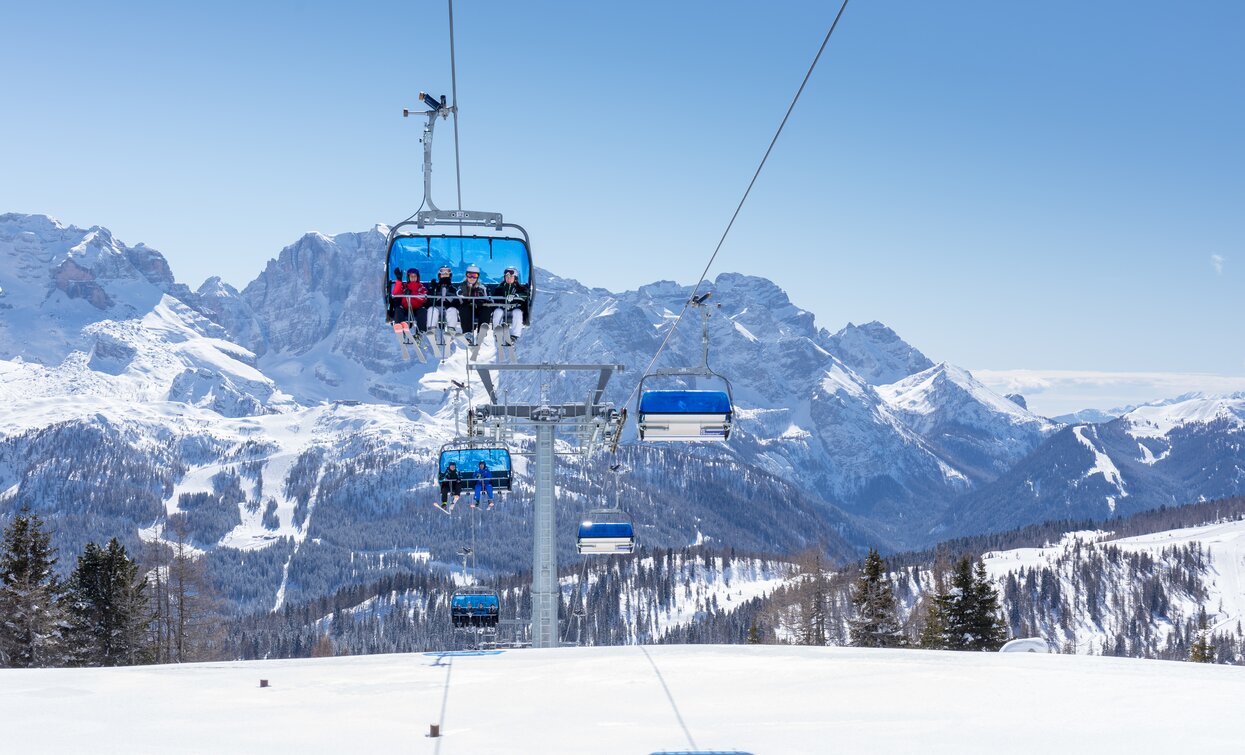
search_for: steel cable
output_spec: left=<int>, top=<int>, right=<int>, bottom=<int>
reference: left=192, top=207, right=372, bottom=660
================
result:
left=620, top=0, right=852, bottom=414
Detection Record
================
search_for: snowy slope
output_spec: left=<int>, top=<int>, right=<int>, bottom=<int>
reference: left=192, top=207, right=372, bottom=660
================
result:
left=1105, top=520, right=1245, bottom=636
left=976, top=518, right=1245, bottom=653
left=3, top=646, right=1243, bottom=753
left=945, top=398, right=1245, bottom=538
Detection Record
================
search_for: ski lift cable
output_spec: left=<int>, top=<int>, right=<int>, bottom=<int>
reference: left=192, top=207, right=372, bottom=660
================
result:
left=445, top=0, right=480, bottom=416
left=448, top=0, right=465, bottom=221
left=618, top=0, right=852, bottom=415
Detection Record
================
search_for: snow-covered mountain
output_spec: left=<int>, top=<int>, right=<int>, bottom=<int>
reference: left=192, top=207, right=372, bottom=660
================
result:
left=946, top=392, right=1245, bottom=537
left=824, top=320, right=935, bottom=384
left=877, top=362, right=1057, bottom=482
left=0, top=214, right=293, bottom=416
left=3, top=212, right=1244, bottom=613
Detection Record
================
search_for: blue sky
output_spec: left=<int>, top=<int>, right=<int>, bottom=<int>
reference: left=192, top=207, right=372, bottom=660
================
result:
left=3, top=1, right=1242, bottom=394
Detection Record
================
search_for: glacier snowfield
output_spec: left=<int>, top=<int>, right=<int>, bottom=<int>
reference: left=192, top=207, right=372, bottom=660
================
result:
left=4, top=645, right=1243, bottom=753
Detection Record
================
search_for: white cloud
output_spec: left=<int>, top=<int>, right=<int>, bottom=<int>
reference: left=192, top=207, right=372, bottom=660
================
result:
left=971, top=368, right=1245, bottom=417
left=1211, top=254, right=1225, bottom=275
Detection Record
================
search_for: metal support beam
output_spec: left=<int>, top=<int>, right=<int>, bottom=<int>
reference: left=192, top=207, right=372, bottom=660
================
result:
left=531, top=422, right=558, bottom=648
left=472, top=363, right=624, bottom=406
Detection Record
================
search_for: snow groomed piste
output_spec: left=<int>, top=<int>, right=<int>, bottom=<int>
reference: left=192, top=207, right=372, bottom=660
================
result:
left=7, top=645, right=1244, bottom=753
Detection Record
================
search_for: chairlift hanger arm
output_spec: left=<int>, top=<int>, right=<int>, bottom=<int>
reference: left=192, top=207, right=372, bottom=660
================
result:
left=401, top=89, right=508, bottom=231
left=403, top=92, right=454, bottom=215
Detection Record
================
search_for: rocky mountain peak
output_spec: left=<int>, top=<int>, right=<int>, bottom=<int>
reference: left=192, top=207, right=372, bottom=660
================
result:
left=825, top=320, right=935, bottom=385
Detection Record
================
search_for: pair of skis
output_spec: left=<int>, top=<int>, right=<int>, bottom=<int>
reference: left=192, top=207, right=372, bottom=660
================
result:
left=393, top=321, right=518, bottom=363
left=433, top=498, right=495, bottom=515
left=392, top=321, right=430, bottom=363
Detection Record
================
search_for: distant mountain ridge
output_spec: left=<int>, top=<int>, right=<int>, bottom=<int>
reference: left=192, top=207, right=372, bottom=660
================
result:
left=2, top=212, right=1243, bottom=613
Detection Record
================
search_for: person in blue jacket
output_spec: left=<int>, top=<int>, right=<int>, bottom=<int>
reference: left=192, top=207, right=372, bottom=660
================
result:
left=472, top=460, right=495, bottom=508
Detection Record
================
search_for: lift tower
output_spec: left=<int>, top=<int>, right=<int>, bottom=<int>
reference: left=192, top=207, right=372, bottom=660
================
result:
left=470, top=363, right=625, bottom=648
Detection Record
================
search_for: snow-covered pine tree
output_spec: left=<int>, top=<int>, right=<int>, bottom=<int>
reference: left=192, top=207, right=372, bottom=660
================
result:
left=967, top=558, right=1008, bottom=651
left=0, top=507, right=69, bottom=667
left=848, top=549, right=904, bottom=648
left=922, top=555, right=1008, bottom=651
left=67, top=539, right=154, bottom=666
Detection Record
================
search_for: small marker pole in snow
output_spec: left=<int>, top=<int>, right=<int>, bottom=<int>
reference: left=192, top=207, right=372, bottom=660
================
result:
left=429, top=724, right=440, bottom=738
left=259, top=679, right=269, bottom=688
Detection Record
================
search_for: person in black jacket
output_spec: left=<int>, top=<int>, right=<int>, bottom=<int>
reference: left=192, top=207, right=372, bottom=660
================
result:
left=457, top=263, right=489, bottom=345
left=438, top=462, right=461, bottom=510
left=426, top=265, right=462, bottom=336
left=489, top=266, right=529, bottom=345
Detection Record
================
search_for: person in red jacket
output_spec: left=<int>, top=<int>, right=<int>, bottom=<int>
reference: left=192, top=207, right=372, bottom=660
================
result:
left=391, top=268, right=427, bottom=333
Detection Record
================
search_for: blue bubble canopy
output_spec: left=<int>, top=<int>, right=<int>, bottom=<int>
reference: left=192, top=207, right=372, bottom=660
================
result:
left=387, top=235, right=533, bottom=290
left=450, top=589, right=501, bottom=628
left=438, top=446, right=512, bottom=492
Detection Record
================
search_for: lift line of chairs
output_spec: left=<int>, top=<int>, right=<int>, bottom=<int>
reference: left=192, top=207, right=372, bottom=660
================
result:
left=388, top=93, right=734, bottom=628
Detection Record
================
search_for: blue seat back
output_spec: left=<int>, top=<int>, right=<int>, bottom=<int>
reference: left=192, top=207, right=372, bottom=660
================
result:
left=639, top=390, right=732, bottom=415
left=578, top=521, right=635, bottom=540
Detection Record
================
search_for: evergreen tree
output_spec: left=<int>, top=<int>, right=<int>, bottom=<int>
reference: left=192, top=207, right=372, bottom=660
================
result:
left=0, top=508, right=68, bottom=667
left=1189, top=609, right=1215, bottom=663
left=939, top=556, right=977, bottom=650
left=921, top=556, right=1007, bottom=652
left=67, top=539, right=153, bottom=666
left=800, top=552, right=828, bottom=646
left=747, top=621, right=761, bottom=645
left=918, top=599, right=946, bottom=649
left=848, top=549, right=903, bottom=648
left=966, top=559, right=1008, bottom=651
left=1189, top=632, right=1215, bottom=663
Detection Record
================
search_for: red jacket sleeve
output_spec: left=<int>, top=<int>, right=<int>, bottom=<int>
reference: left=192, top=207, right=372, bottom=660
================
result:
left=409, top=282, right=427, bottom=308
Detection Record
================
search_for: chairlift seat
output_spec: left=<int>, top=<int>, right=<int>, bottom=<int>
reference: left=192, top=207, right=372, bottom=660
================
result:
left=577, top=515, right=636, bottom=555
left=637, top=390, right=733, bottom=442
left=439, top=446, right=512, bottom=491
left=450, top=589, right=501, bottom=629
